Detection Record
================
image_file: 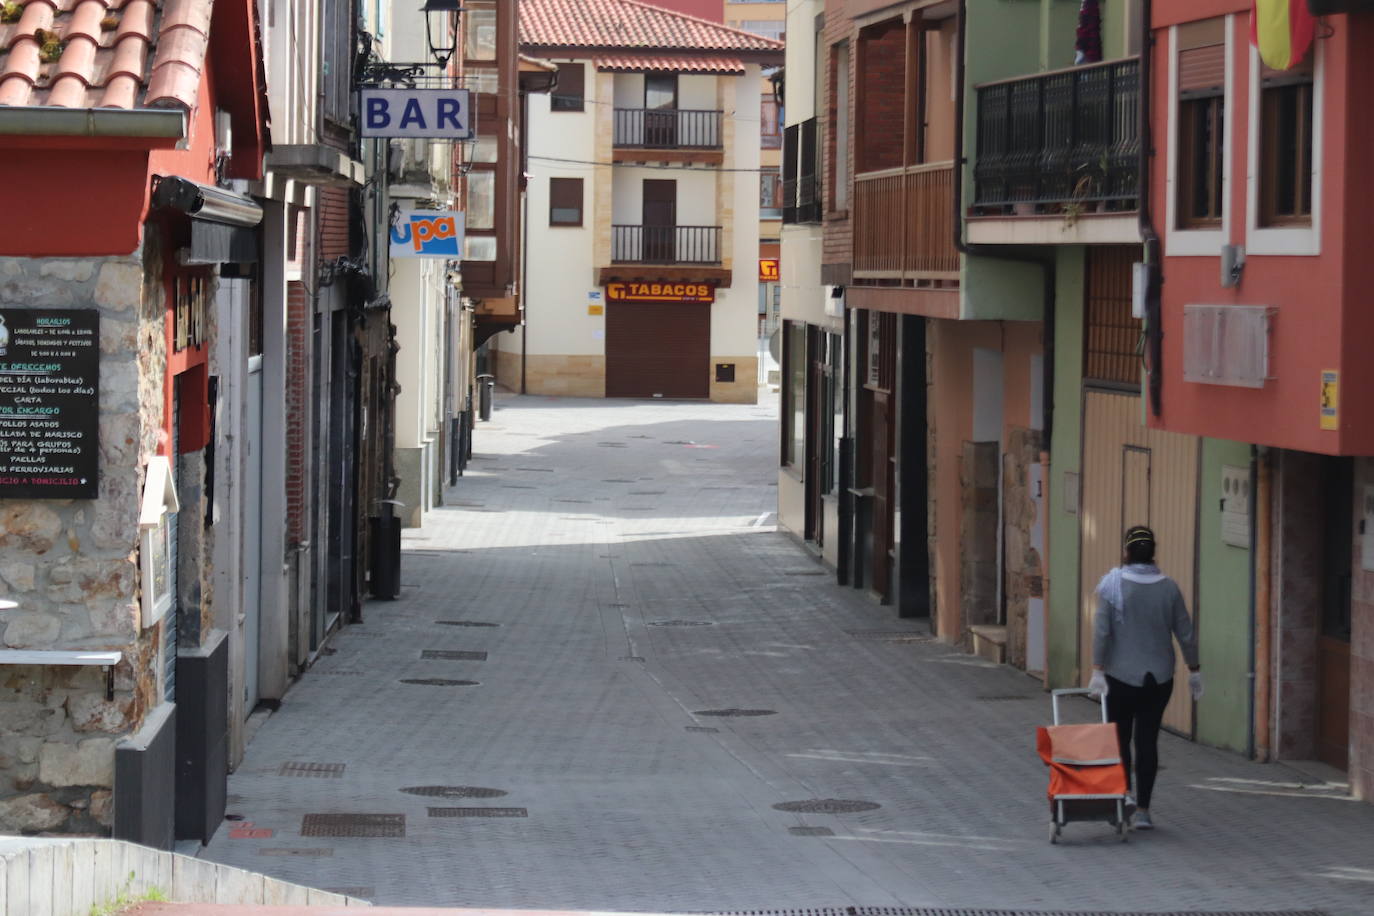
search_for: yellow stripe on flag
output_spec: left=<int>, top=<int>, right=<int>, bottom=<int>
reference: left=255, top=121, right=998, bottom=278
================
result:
left=1254, top=0, right=1294, bottom=70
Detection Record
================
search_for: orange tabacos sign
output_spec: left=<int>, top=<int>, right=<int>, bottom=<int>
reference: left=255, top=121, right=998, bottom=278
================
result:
left=759, top=259, right=780, bottom=281
left=606, top=281, right=714, bottom=304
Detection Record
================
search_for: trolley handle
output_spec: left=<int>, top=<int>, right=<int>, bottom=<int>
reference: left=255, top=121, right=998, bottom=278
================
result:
left=1050, top=687, right=1108, bottom=725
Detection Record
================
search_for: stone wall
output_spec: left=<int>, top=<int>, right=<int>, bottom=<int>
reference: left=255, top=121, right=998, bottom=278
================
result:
left=960, top=440, right=999, bottom=644
left=0, top=246, right=167, bottom=833
left=1003, top=426, right=1044, bottom=670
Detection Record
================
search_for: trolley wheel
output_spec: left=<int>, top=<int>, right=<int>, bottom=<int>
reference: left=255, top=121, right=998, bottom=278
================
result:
left=1049, top=821, right=1060, bottom=844
left=1117, top=820, right=1128, bottom=843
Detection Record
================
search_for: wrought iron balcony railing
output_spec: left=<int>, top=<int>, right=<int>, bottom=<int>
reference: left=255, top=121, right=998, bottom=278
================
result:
left=613, top=109, right=723, bottom=149
left=611, top=225, right=722, bottom=265
left=973, top=57, right=1140, bottom=214
left=783, top=172, right=822, bottom=224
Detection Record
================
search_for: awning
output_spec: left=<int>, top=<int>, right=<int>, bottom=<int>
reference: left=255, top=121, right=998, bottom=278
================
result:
left=151, top=176, right=263, bottom=265
left=594, top=54, right=745, bottom=75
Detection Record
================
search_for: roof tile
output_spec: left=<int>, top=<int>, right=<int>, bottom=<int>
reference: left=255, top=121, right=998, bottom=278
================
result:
left=520, top=0, right=783, bottom=55
left=0, top=0, right=212, bottom=110
left=594, top=54, right=745, bottom=75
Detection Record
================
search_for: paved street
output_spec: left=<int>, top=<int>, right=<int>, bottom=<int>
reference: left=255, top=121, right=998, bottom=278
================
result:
left=202, top=393, right=1374, bottom=914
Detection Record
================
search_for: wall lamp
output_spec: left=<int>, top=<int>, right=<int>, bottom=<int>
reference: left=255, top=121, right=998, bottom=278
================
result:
left=422, top=0, right=464, bottom=69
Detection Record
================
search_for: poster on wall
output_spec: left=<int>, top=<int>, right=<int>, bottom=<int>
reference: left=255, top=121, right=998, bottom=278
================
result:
left=0, top=308, right=100, bottom=499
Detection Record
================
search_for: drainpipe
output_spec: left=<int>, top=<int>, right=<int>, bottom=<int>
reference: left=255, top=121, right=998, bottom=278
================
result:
left=951, top=0, right=1057, bottom=450
left=1253, top=446, right=1274, bottom=760
left=1138, top=0, right=1164, bottom=417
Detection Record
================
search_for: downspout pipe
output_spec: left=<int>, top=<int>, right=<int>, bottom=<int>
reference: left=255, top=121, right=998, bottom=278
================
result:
left=952, top=0, right=1057, bottom=451
left=1138, top=0, right=1164, bottom=417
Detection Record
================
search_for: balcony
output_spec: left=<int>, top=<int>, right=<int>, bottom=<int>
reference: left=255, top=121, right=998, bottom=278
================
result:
left=783, top=172, right=821, bottom=225
left=972, top=58, right=1140, bottom=220
left=612, top=109, right=724, bottom=163
left=612, top=225, right=722, bottom=265
left=852, top=162, right=959, bottom=284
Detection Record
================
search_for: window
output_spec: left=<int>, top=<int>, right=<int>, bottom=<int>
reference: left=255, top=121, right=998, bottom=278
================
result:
left=1176, top=21, right=1225, bottom=227
left=321, top=0, right=352, bottom=125
left=1259, top=59, right=1314, bottom=227
left=760, top=168, right=783, bottom=218
left=463, top=1, right=496, bottom=61
left=832, top=43, right=850, bottom=211
left=465, top=171, right=495, bottom=230
left=735, top=19, right=785, bottom=41
left=761, top=94, right=781, bottom=149
left=549, top=177, right=583, bottom=226
left=552, top=63, right=585, bottom=112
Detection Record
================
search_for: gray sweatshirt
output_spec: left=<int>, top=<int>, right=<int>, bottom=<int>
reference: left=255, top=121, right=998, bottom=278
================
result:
left=1093, top=572, right=1199, bottom=687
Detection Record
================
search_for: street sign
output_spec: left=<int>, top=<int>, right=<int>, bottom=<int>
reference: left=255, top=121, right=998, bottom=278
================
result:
left=359, top=88, right=473, bottom=138
left=390, top=210, right=464, bottom=257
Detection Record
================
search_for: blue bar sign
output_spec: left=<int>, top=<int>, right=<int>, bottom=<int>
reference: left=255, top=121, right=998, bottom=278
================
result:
left=359, top=88, right=473, bottom=139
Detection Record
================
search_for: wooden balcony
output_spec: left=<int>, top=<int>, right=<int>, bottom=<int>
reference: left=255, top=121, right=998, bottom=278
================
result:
left=853, top=161, right=959, bottom=284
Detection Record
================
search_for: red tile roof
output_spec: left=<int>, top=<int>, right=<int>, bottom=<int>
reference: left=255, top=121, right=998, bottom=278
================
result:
left=594, top=53, right=744, bottom=74
left=0, top=0, right=210, bottom=111
left=520, top=0, right=783, bottom=56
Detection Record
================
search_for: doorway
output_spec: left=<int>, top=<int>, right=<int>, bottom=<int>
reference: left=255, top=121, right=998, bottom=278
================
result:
left=643, top=180, right=676, bottom=263
left=644, top=73, right=678, bottom=147
left=243, top=354, right=263, bottom=714
left=1318, top=456, right=1353, bottom=770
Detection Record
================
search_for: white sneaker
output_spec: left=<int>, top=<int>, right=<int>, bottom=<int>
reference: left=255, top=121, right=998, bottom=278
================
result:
left=1134, top=809, right=1154, bottom=830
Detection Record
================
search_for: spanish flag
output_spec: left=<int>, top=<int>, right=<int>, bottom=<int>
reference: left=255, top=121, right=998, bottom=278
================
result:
left=1250, top=0, right=1316, bottom=70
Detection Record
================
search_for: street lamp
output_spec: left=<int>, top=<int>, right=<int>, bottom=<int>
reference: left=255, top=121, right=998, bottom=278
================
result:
left=422, top=0, right=464, bottom=69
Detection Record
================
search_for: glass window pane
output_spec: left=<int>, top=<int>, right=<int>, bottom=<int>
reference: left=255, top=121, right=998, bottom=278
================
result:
left=464, top=3, right=497, bottom=61
left=465, top=171, right=495, bottom=230
left=464, top=235, right=497, bottom=261
left=470, top=137, right=498, bottom=163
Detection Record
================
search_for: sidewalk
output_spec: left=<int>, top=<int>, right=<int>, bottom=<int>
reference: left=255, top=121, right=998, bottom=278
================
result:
left=201, top=392, right=1374, bottom=914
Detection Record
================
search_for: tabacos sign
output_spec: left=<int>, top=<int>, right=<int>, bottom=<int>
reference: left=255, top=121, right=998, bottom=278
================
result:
left=390, top=210, right=464, bottom=258
left=359, top=88, right=473, bottom=139
left=606, top=281, right=715, bottom=304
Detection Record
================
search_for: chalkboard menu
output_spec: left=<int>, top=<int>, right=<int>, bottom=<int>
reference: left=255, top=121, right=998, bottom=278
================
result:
left=0, top=308, right=100, bottom=499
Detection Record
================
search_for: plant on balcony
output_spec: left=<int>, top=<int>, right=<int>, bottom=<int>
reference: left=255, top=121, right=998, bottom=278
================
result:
left=1061, top=151, right=1110, bottom=229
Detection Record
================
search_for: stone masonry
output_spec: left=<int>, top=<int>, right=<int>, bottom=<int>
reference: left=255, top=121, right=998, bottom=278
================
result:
left=0, top=242, right=174, bottom=834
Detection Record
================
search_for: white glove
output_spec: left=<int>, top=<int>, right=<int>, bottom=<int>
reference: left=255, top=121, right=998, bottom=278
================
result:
left=1089, top=670, right=1108, bottom=699
left=1189, top=670, right=1204, bottom=700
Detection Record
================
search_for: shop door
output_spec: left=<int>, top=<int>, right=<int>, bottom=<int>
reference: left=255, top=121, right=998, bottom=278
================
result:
left=1079, top=390, right=1199, bottom=735
left=605, top=300, right=709, bottom=399
left=243, top=355, right=263, bottom=713
left=643, top=180, right=676, bottom=262
left=1318, top=457, right=1353, bottom=770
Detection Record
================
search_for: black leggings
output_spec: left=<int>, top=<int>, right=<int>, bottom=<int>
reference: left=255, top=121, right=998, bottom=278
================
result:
left=1105, top=674, right=1173, bottom=809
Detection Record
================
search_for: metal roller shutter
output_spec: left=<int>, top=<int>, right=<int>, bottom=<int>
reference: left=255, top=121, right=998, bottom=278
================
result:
left=605, top=300, right=710, bottom=399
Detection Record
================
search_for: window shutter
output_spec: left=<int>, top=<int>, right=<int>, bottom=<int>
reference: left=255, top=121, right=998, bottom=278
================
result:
left=553, top=63, right=585, bottom=111
left=549, top=177, right=583, bottom=225
left=1177, top=18, right=1225, bottom=97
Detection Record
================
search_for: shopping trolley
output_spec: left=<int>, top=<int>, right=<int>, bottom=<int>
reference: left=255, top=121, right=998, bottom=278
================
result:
left=1036, top=687, right=1132, bottom=843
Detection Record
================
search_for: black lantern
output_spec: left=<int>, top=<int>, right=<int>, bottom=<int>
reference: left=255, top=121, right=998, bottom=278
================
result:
left=422, top=0, right=464, bottom=68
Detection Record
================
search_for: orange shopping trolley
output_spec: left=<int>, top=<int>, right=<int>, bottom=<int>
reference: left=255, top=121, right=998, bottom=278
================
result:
left=1036, top=688, right=1132, bottom=844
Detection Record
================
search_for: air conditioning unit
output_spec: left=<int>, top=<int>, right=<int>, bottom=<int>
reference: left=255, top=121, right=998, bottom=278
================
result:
left=824, top=284, right=845, bottom=318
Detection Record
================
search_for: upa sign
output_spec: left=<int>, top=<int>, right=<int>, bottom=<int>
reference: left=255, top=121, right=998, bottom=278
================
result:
left=359, top=88, right=473, bottom=139
left=390, top=210, right=464, bottom=258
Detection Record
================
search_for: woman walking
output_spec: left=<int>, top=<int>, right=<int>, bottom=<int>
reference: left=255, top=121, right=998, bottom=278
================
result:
left=1089, top=525, right=1201, bottom=830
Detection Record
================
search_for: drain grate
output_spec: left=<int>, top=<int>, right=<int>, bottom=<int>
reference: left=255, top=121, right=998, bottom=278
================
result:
left=603, top=478, right=634, bottom=483
left=788, top=826, right=835, bottom=837
left=648, top=619, right=714, bottom=627
left=258, top=847, right=334, bottom=857
left=278, top=762, right=345, bottom=778
left=696, top=708, right=777, bottom=717
left=300, top=813, right=404, bottom=838
left=435, top=620, right=499, bottom=627
left=421, top=650, right=487, bottom=661
left=400, top=786, right=508, bottom=799
left=772, top=799, right=881, bottom=814
left=314, top=670, right=365, bottom=677
left=844, top=629, right=934, bottom=643
left=427, top=807, right=528, bottom=818
left=399, top=678, right=479, bottom=687
left=685, top=726, right=720, bottom=733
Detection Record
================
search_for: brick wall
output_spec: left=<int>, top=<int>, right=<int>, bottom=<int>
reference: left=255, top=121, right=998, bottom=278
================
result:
left=285, top=278, right=309, bottom=545
left=856, top=23, right=906, bottom=173
left=318, top=188, right=350, bottom=260
left=822, top=0, right=854, bottom=275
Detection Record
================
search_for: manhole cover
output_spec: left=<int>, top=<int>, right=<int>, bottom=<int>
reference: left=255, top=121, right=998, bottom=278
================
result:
left=399, top=678, right=480, bottom=686
left=695, top=708, right=777, bottom=717
left=278, top=762, right=345, bottom=778
left=301, top=813, right=405, bottom=838
left=844, top=630, right=934, bottom=643
left=648, top=619, right=714, bottom=627
left=427, top=807, right=528, bottom=818
left=435, top=620, right=500, bottom=627
left=772, top=799, right=881, bottom=814
left=788, top=826, right=835, bottom=837
left=258, top=847, right=334, bottom=857
left=400, top=786, right=508, bottom=799
left=685, top=726, right=719, bottom=733
left=421, top=650, right=487, bottom=661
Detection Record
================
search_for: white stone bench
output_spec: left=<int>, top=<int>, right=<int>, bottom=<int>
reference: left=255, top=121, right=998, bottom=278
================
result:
left=0, top=649, right=122, bottom=699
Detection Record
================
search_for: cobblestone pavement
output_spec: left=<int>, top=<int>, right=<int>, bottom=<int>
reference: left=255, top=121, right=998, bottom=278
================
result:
left=203, top=393, right=1374, bottom=914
